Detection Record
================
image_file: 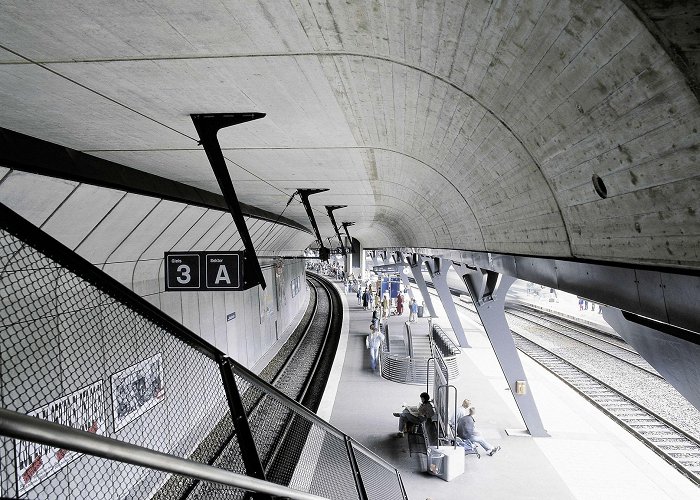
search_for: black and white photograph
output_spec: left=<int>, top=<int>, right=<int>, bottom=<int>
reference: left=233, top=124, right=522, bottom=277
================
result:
left=111, top=354, right=165, bottom=432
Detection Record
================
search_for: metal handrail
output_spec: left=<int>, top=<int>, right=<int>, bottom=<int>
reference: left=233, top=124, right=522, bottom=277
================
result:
left=432, top=324, right=461, bottom=356
left=0, top=408, right=328, bottom=500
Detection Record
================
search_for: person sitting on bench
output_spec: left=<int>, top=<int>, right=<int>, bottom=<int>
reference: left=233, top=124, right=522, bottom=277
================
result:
left=393, top=392, right=435, bottom=437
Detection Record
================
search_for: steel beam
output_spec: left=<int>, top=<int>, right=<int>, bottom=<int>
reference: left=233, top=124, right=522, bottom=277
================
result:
left=191, top=113, right=267, bottom=290
left=325, top=205, right=347, bottom=255
left=458, top=264, right=548, bottom=437
left=425, top=257, right=470, bottom=347
left=408, top=254, right=437, bottom=318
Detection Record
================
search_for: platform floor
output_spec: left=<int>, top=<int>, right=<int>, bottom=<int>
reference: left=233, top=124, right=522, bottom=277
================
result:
left=319, top=278, right=699, bottom=500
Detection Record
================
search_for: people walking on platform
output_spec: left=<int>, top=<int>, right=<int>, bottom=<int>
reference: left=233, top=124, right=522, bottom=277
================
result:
left=409, top=298, right=418, bottom=322
left=381, top=292, right=390, bottom=318
left=396, top=292, right=404, bottom=315
left=371, top=306, right=380, bottom=329
left=457, top=407, right=500, bottom=456
left=366, top=323, right=385, bottom=371
left=357, top=287, right=362, bottom=305
left=393, top=392, right=435, bottom=437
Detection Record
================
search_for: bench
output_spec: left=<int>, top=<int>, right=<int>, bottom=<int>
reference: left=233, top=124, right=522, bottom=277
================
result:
left=406, top=419, right=438, bottom=457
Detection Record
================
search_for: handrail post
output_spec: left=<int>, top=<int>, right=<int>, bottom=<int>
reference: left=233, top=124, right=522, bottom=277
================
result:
left=219, top=356, right=271, bottom=500
left=344, top=437, right=369, bottom=500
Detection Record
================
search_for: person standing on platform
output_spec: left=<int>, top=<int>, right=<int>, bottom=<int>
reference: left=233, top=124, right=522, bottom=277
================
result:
left=393, top=392, right=435, bottom=437
left=362, top=288, right=369, bottom=310
left=382, top=292, right=390, bottom=318
left=396, top=292, right=404, bottom=315
left=367, top=323, right=385, bottom=371
left=409, top=298, right=418, bottom=322
left=357, top=287, right=362, bottom=305
left=371, top=306, right=380, bottom=330
left=457, top=407, right=500, bottom=456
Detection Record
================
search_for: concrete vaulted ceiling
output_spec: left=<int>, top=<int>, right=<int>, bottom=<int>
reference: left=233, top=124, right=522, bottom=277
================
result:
left=0, top=1, right=698, bottom=269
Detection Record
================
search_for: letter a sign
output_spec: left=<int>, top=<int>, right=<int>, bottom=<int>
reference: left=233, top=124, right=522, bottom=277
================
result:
left=165, top=252, right=244, bottom=291
left=206, top=254, right=240, bottom=289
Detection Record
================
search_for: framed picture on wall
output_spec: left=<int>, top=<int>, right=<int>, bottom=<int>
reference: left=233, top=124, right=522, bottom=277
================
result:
left=111, top=353, right=165, bottom=432
left=15, top=381, right=105, bottom=496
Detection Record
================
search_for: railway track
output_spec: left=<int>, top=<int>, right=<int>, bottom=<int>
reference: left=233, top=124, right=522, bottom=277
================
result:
left=505, top=304, right=660, bottom=378
left=513, top=332, right=700, bottom=485
left=185, top=273, right=342, bottom=498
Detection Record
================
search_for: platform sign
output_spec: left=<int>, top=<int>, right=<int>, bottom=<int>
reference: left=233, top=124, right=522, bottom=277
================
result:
left=206, top=253, right=240, bottom=289
left=165, top=251, right=244, bottom=291
left=165, top=254, right=200, bottom=289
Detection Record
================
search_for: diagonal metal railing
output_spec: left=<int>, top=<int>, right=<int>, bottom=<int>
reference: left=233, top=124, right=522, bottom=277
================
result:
left=0, top=202, right=406, bottom=500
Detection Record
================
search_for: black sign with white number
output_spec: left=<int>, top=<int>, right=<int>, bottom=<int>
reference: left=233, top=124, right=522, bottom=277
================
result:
left=165, top=252, right=244, bottom=291
left=165, top=254, right=201, bottom=289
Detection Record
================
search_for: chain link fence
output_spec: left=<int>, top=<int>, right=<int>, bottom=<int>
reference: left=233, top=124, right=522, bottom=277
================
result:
left=0, top=204, right=406, bottom=500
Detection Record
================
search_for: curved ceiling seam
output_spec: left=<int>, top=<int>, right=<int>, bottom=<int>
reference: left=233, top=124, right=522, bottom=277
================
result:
left=73, top=191, right=129, bottom=258
left=38, top=181, right=82, bottom=230
left=367, top=178, right=454, bottom=246
left=187, top=211, right=228, bottom=251
left=101, top=198, right=163, bottom=271
left=155, top=207, right=213, bottom=298
left=351, top=195, right=440, bottom=246
left=355, top=203, right=427, bottom=245
left=131, top=203, right=189, bottom=292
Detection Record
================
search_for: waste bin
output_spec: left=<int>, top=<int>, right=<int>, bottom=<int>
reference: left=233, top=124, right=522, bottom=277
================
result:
left=417, top=305, right=424, bottom=318
left=427, top=446, right=464, bottom=481
left=426, top=448, right=444, bottom=477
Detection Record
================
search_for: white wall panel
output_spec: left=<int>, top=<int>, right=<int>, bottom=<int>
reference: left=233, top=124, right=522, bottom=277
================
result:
left=76, top=193, right=159, bottom=265
left=107, top=199, right=184, bottom=263
left=0, top=171, right=77, bottom=227
left=41, top=183, right=125, bottom=250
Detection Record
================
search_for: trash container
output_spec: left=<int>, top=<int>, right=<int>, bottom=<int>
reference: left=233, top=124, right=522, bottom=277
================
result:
left=417, top=305, right=424, bottom=318
left=427, top=446, right=464, bottom=481
left=426, top=448, right=444, bottom=476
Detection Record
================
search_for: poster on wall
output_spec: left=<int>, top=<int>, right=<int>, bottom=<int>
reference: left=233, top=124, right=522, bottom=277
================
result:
left=291, top=276, right=300, bottom=298
left=15, top=381, right=105, bottom=496
left=111, top=353, right=165, bottom=432
left=258, top=285, right=273, bottom=323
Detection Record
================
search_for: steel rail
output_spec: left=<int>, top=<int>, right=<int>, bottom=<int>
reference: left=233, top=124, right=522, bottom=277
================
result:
left=263, top=274, right=333, bottom=474
left=511, top=333, right=700, bottom=485
left=0, top=408, right=329, bottom=500
left=506, top=302, right=622, bottom=342
left=504, top=306, right=660, bottom=378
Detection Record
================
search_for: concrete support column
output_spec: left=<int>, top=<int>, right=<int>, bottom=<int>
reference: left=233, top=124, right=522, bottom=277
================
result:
left=460, top=265, right=548, bottom=437
left=394, top=252, right=415, bottom=301
left=425, top=257, right=470, bottom=347
left=359, top=246, right=367, bottom=281
left=408, top=254, right=437, bottom=318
